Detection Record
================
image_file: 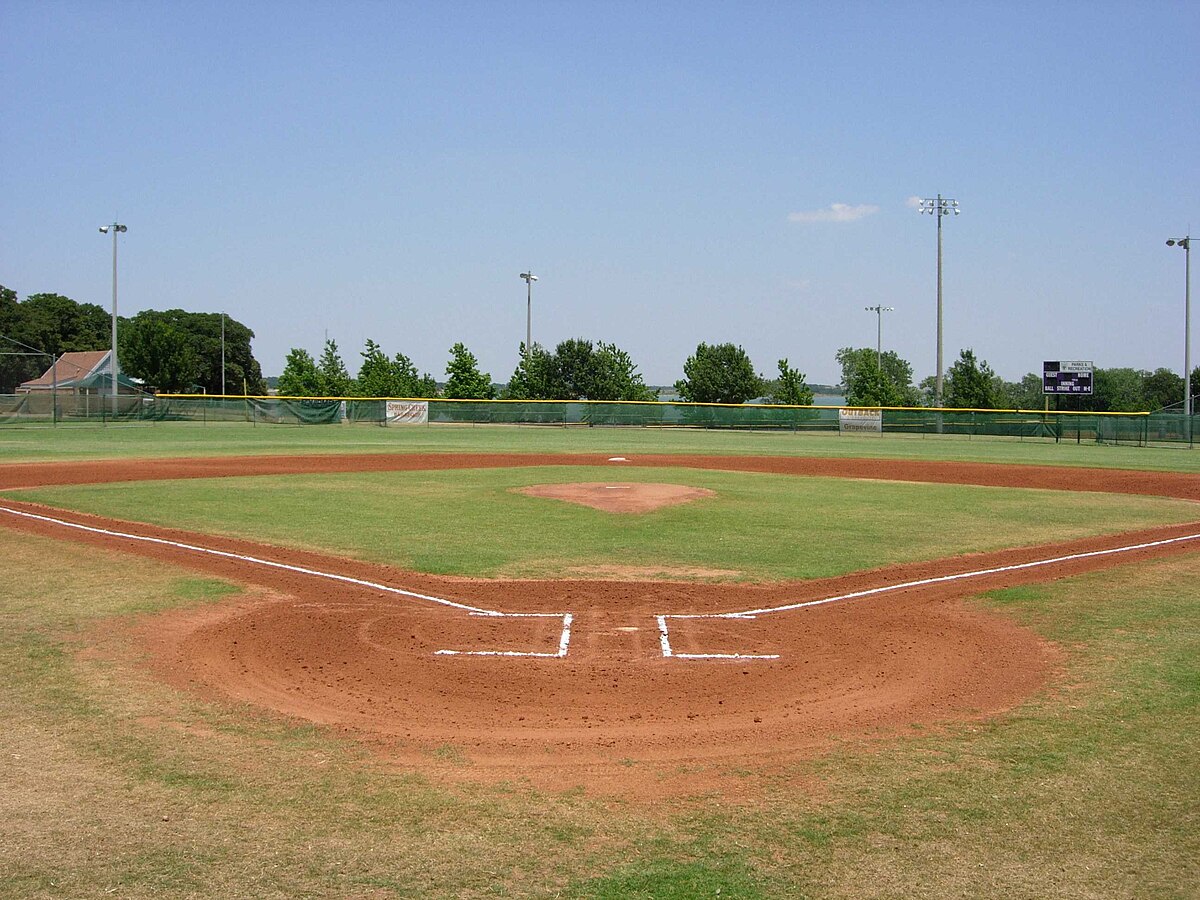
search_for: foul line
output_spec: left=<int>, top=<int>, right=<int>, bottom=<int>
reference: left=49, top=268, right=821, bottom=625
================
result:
left=657, top=530, right=1200, bottom=660
left=0, top=504, right=574, bottom=657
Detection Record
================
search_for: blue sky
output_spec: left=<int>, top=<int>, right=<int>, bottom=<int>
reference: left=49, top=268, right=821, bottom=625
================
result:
left=2, top=1, right=1197, bottom=386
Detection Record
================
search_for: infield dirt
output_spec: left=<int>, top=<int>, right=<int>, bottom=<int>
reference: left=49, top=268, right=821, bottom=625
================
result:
left=1, top=452, right=1197, bottom=797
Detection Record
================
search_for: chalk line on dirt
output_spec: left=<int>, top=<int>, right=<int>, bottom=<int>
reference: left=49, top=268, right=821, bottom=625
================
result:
left=656, top=530, right=1200, bottom=659
left=0, top=504, right=576, bottom=657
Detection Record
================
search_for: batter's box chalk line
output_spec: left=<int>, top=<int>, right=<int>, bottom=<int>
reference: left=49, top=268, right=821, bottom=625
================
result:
left=3, top=505, right=1198, bottom=663
left=435, top=612, right=574, bottom=658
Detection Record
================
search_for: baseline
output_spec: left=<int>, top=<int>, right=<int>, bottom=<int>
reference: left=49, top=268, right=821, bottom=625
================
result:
left=0, top=503, right=574, bottom=658
left=656, top=530, right=1200, bottom=660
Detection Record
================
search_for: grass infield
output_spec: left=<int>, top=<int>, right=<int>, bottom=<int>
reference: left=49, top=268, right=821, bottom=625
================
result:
left=8, top=466, right=1199, bottom=581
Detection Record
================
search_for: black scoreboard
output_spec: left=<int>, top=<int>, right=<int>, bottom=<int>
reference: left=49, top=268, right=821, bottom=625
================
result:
left=1043, top=360, right=1094, bottom=395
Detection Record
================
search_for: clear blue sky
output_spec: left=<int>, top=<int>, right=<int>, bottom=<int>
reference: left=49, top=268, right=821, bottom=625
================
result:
left=2, top=1, right=1197, bottom=386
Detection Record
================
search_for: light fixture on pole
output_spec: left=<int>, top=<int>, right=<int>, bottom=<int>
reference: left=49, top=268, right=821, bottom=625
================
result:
left=98, top=221, right=127, bottom=414
left=1167, top=236, right=1192, bottom=444
left=865, top=305, right=895, bottom=371
left=519, top=271, right=538, bottom=368
left=917, top=195, right=959, bottom=408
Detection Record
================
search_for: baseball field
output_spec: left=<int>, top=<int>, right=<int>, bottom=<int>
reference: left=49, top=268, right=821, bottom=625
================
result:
left=1, top=424, right=1197, bottom=898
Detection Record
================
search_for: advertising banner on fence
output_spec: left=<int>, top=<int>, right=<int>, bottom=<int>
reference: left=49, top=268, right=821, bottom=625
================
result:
left=385, top=400, right=429, bottom=425
left=839, top=408, right=883, bottom=433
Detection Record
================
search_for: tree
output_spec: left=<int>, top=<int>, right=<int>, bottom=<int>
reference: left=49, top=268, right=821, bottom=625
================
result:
left=766, top=358, right=814, bottom=406
left=277, top=348, right=322, bottom=396
left=550, top=338, right=597, bottom=399
left=444, top=342, right=495, bottom=399
left=354, top=339, right=437, bottom=398
left=118, top=311, right=201, bottom=392
left=1091, top=368, right=1147, bottom=412
left=1051, top=367, right=1146, bottom=413
left=836, top=347, right=921, bottom=406
left=943, top=349, right=1000, bottom=409
left=316, top=339, right=352, bottom=396
left=503, top=343, right=557, bottom=399
left=675, top=343, right=764, bottom=404
left=917, top=374, right=937, bottom=406
left=20, top=293, right=110, bottom=357
left=117, top=309, right=266, bottom=396
left=1143, top=367, right=1184, bottom=411
left=995, top=372, right=1045, bottom=410
left=502, top=339, right=655, bottom=401
left=205, top=314, right=267, bottom=396
left=845, top=354, right=906, bottom=407
left=590, top=341, right=657, bottom=401
left=0, top=289, right=269, bottom=395
left=0, top=284, right=42, bottom=393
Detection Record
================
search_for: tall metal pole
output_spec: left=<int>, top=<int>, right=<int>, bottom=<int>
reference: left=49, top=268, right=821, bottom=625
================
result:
left=111, top=226, right=118, bottom=412
left=865, top=305, right=894, bottom=371
left=1187, top=238, right=1192, bottom=444
left=519, top=271, right=538, bottom=370
left=918, top=196, right=958, bottom=408
left=935, top=198, right=944, bottom=407
left=99, top=221, right=126, bottom=415
left=221, top=312, right=226, bottom=397
left=1168, top=236, right=1192, bottom=444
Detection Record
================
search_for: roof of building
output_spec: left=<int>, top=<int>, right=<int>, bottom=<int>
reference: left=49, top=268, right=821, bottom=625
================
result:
left=17, top=350, right=139, bottom=392
left=19, top=350, right=109, bottom=389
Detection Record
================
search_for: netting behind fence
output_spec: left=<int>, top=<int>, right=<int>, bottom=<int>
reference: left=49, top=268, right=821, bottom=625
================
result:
left=2, top=393, right=1196, bottom=447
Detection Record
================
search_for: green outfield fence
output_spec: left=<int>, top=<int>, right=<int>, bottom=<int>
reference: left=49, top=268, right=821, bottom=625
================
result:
left=2, top=392, right=1197, bottom=447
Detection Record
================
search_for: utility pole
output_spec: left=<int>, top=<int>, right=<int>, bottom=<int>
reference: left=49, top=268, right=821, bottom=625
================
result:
left=98, top=221, right=127, bottom=415
left=917, top=196, right=959, bottom=407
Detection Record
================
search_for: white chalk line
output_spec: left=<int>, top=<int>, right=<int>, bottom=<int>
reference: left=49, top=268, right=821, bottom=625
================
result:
left=657, top=530, right=1200, bottom=660
left=656, top=615, right=778, bottom=660
left=436, top=613, right=573, bottom=658
left=0, top=504, right=572, bottom=658
left=5, top=503, right=1197, bottom=663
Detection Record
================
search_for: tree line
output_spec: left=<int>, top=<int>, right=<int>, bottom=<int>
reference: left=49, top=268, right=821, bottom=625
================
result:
left=4, top=284, right=1195, bottom=411
left=276, top=336, right=819, bottom=405
left=838, top=343, right=1198, bottom=413
left=1, top=285, right=265, bottom=395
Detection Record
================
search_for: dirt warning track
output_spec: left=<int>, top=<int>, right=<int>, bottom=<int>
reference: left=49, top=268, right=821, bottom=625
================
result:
left=1, top=452, right=1197, bottom=795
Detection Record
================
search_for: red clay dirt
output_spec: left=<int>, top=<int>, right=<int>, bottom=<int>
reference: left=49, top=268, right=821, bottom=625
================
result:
left=1, top=452, right=1197, bottom=796
left=515, top=481, right=717, bottom=513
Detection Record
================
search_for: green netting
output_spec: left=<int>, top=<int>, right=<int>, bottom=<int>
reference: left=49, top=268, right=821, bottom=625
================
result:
left=3, top=393, right=1196, bottom=447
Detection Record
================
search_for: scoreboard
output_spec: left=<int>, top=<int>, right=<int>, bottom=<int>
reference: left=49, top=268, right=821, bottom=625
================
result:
left=1043, top=360, right=1093, bottom=395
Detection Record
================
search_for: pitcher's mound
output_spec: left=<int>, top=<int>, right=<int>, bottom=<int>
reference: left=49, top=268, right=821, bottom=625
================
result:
left=515, top=482, right=716, bottom=513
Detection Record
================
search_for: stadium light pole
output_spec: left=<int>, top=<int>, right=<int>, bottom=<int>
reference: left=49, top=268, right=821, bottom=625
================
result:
left=865, top=305, right=895, bottom=371
left=917, top=196, right=959, bottom=407
left=519, top=271, right=538, bottom=369
left=1167, top=236, right=1192, bottom=443
left=98, top=221, right=127, bottom=414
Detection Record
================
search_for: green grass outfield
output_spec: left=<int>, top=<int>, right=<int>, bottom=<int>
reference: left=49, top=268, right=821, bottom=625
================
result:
left=1, top=419, right=1198, bottom=472
left=1, top=425, right=1197, bottom=897
left=10, top=466, right=1199, bottom=581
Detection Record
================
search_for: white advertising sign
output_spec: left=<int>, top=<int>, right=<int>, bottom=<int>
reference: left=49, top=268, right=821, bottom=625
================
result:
left=839, top=408, right=883, bottom=433
left=385, top=400, right=429, bottom=425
